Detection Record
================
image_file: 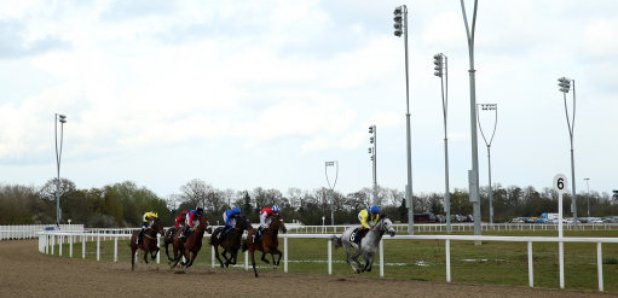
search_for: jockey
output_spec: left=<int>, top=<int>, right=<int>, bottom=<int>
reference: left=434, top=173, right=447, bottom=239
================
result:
left=218, top=207, right=242, bottom=240
left=175, top=209, right=189, bottom=229
left=353, top=205, right=381, bottom=244
left=180, top=207, right=204, bottom=240
left=256, top=204, right=280, bottom=241
left=138, top=211, right=158, bottom=244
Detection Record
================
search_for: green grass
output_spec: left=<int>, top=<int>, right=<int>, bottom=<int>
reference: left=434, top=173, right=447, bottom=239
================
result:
left=49, top=230, right=618, bottom=292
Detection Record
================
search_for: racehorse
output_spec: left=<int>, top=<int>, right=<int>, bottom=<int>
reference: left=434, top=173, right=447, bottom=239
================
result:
left=332, top=216, right=396, bottom=273
left=242, top=214, right=287, bottom=277
left=163, top=226, right=179, bottom=261
left=209, top=215, right=253, bottom=268
left=130, top=218, right=165, bottom=271
left=170, top=216, right=208, bottom=269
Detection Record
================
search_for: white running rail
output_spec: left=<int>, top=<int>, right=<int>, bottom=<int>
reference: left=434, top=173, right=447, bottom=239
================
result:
left=37, top=231, right=617, bottom=292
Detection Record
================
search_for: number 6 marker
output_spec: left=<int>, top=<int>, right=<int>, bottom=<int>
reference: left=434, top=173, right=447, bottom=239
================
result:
left=553, top=174, right=568, bottom=194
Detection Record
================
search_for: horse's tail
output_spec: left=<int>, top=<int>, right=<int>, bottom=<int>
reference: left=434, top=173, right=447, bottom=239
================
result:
left=332, top=235, right=342, bottom=249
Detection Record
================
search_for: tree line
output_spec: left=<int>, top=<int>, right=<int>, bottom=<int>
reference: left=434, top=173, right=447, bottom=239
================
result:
left=0, top=178, right=616, bottom=227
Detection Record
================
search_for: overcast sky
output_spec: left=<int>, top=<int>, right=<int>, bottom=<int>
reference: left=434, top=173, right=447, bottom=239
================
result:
left=0, top=0, right=616, bottom=200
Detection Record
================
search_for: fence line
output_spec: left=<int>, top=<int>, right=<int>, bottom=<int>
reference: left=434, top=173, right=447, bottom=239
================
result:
left=37, top=230, right=618, bottom=292
left=0, top=224, right=83, bottom=240
left=4, top=222, right=617, bottom=241
left=290, top=223, right=618, bottom=234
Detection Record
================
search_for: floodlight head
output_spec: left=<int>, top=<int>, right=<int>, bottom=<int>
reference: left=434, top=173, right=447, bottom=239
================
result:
left=557, top=77, right=572, bottom=93
left=480, top=103, right=497, bottom=111
left=58, top=114, right=67, bottom=123
left=393, top=6, right=404, bottom=37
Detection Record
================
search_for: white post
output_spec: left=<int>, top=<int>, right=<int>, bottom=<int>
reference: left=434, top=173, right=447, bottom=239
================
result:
left=156, top=234, right=161, bottom=264
left=559, top=241, right=564, bottom=289
left=558, top=192, right=564, bottom=289
left=244, top=250, right=248, bottom=270
left=96, top=233, right=101, bottom=261
left=82, top=234, right=86, bottom=259
left=284, top=236, right=289, bottom=273
left=327, top=239, right=332, bottom=275
left=559, top=192, right=564, bottom=239
left=597, top=242, right=604, bottom=292
left=527, top=241, right=534, bottom=288
left=446, top=239, right=451, bottom=283
left=69, top=235, right=73, bottom=258
left=59, top=235, right=63, bottom=256
left=211, top=246, right=215, bottom=268
left=379, top=239, right=384, bottom=278
left=51, top=235, right=55, bottom=255
left=114, top=237, right=118, bottom=262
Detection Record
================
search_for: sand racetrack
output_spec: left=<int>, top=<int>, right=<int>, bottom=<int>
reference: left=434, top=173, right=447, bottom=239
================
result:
left=0, top=240, right=612, bottom=298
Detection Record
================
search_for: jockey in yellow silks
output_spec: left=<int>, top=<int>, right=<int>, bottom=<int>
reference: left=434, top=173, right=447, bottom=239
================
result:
left=352, top=205, right=381, bottom=245
left=138, top=211, right=158, bottom=244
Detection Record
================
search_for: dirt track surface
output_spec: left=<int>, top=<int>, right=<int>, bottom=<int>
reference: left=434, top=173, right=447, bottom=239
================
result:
left=0, top=240, right=613, bottom=298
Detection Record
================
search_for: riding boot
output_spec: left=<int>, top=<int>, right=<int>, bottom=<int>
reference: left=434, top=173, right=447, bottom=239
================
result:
left=138, top=228, right=144, bottom=245
left=256, top=227, right=263, bottom=242
left=180, top=226, right=189, bottom=240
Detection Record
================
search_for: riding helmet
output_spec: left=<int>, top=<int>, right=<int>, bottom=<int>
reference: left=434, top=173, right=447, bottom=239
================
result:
left=370, top=205, right=381, bottom=214
left=272, top=204, right=281, bottom=213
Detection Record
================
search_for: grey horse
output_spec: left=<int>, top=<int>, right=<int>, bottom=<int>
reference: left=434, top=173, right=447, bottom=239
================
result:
left=333, top=216, right=396, bottom=273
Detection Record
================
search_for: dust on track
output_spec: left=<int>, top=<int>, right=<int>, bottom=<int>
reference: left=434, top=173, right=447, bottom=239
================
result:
left=0, top=240, right=611, bottom=298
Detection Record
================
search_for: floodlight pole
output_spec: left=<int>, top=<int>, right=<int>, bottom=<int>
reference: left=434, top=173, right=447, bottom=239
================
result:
left=325, top=161, right=338, bottom=225
left=477, top=103, right=498, bottom=224
left=54, top=113, right=67, bottom=228
left=460, top=0, right=481, bottom=237
left=584, top=177, right=590, bottom=217
left=434, top=53, right=451, bottom=233
left=558, top=76, right=577, bottom=224
left=393, top=4, right=414, bottom=234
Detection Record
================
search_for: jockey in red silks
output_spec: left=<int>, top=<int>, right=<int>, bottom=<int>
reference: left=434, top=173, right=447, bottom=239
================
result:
left=180, top=208, right=204, bottom=240
left=256, top=204, right=280, bottom=241
left=175, top=210, right=189, bottom=229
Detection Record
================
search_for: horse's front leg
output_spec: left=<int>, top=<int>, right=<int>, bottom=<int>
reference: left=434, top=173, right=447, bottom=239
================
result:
left=214, top=246, right=225, bottom=268
left=184, top=251, right=195, bottom=269
left=142, top=247, right=149, bottom=264
left=272, top=248, right=282, bottom=267
left=260, top=250, right=271, bottom=265
left=350, top=250, right=363, bottom=273
left=230, top=250, right=238, bottom=265
left=222, top=250, right=231, bottom=267
left=151, top=247, right=159, bottom=260
left=362, top=252, right=374, bottom=272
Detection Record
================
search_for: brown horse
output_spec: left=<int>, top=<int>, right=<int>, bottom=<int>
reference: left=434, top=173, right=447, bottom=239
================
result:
left=210, top=216, right=253, bottom=268
left=242, top=214, right=287, bottom=277
left=163, top=226, right=178, bottom=261
left=170, top=216, right=207, bottom=269
left=130, top=218, right=165, bottom=271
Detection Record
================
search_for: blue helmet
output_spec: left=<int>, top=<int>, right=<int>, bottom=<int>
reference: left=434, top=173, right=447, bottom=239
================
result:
left=370, top=205, right=381, bottom=214
left=271, top=204, right=280, bottom=213
left=232, top=207, right=241, bottom=214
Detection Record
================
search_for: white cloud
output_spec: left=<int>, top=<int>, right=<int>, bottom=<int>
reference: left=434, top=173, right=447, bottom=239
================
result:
left=0, top=1, right=617, bottom=197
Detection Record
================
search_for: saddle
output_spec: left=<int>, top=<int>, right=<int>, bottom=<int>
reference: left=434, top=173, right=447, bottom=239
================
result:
left=254, top=227, right=264, bottom=243
left=215, top=227, right=228, bottom=241
left=350, top=228, right=369, bottom=246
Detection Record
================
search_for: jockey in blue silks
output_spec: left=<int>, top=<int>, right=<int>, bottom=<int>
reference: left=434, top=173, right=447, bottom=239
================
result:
left=218, top=207, right=242, bottom=239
